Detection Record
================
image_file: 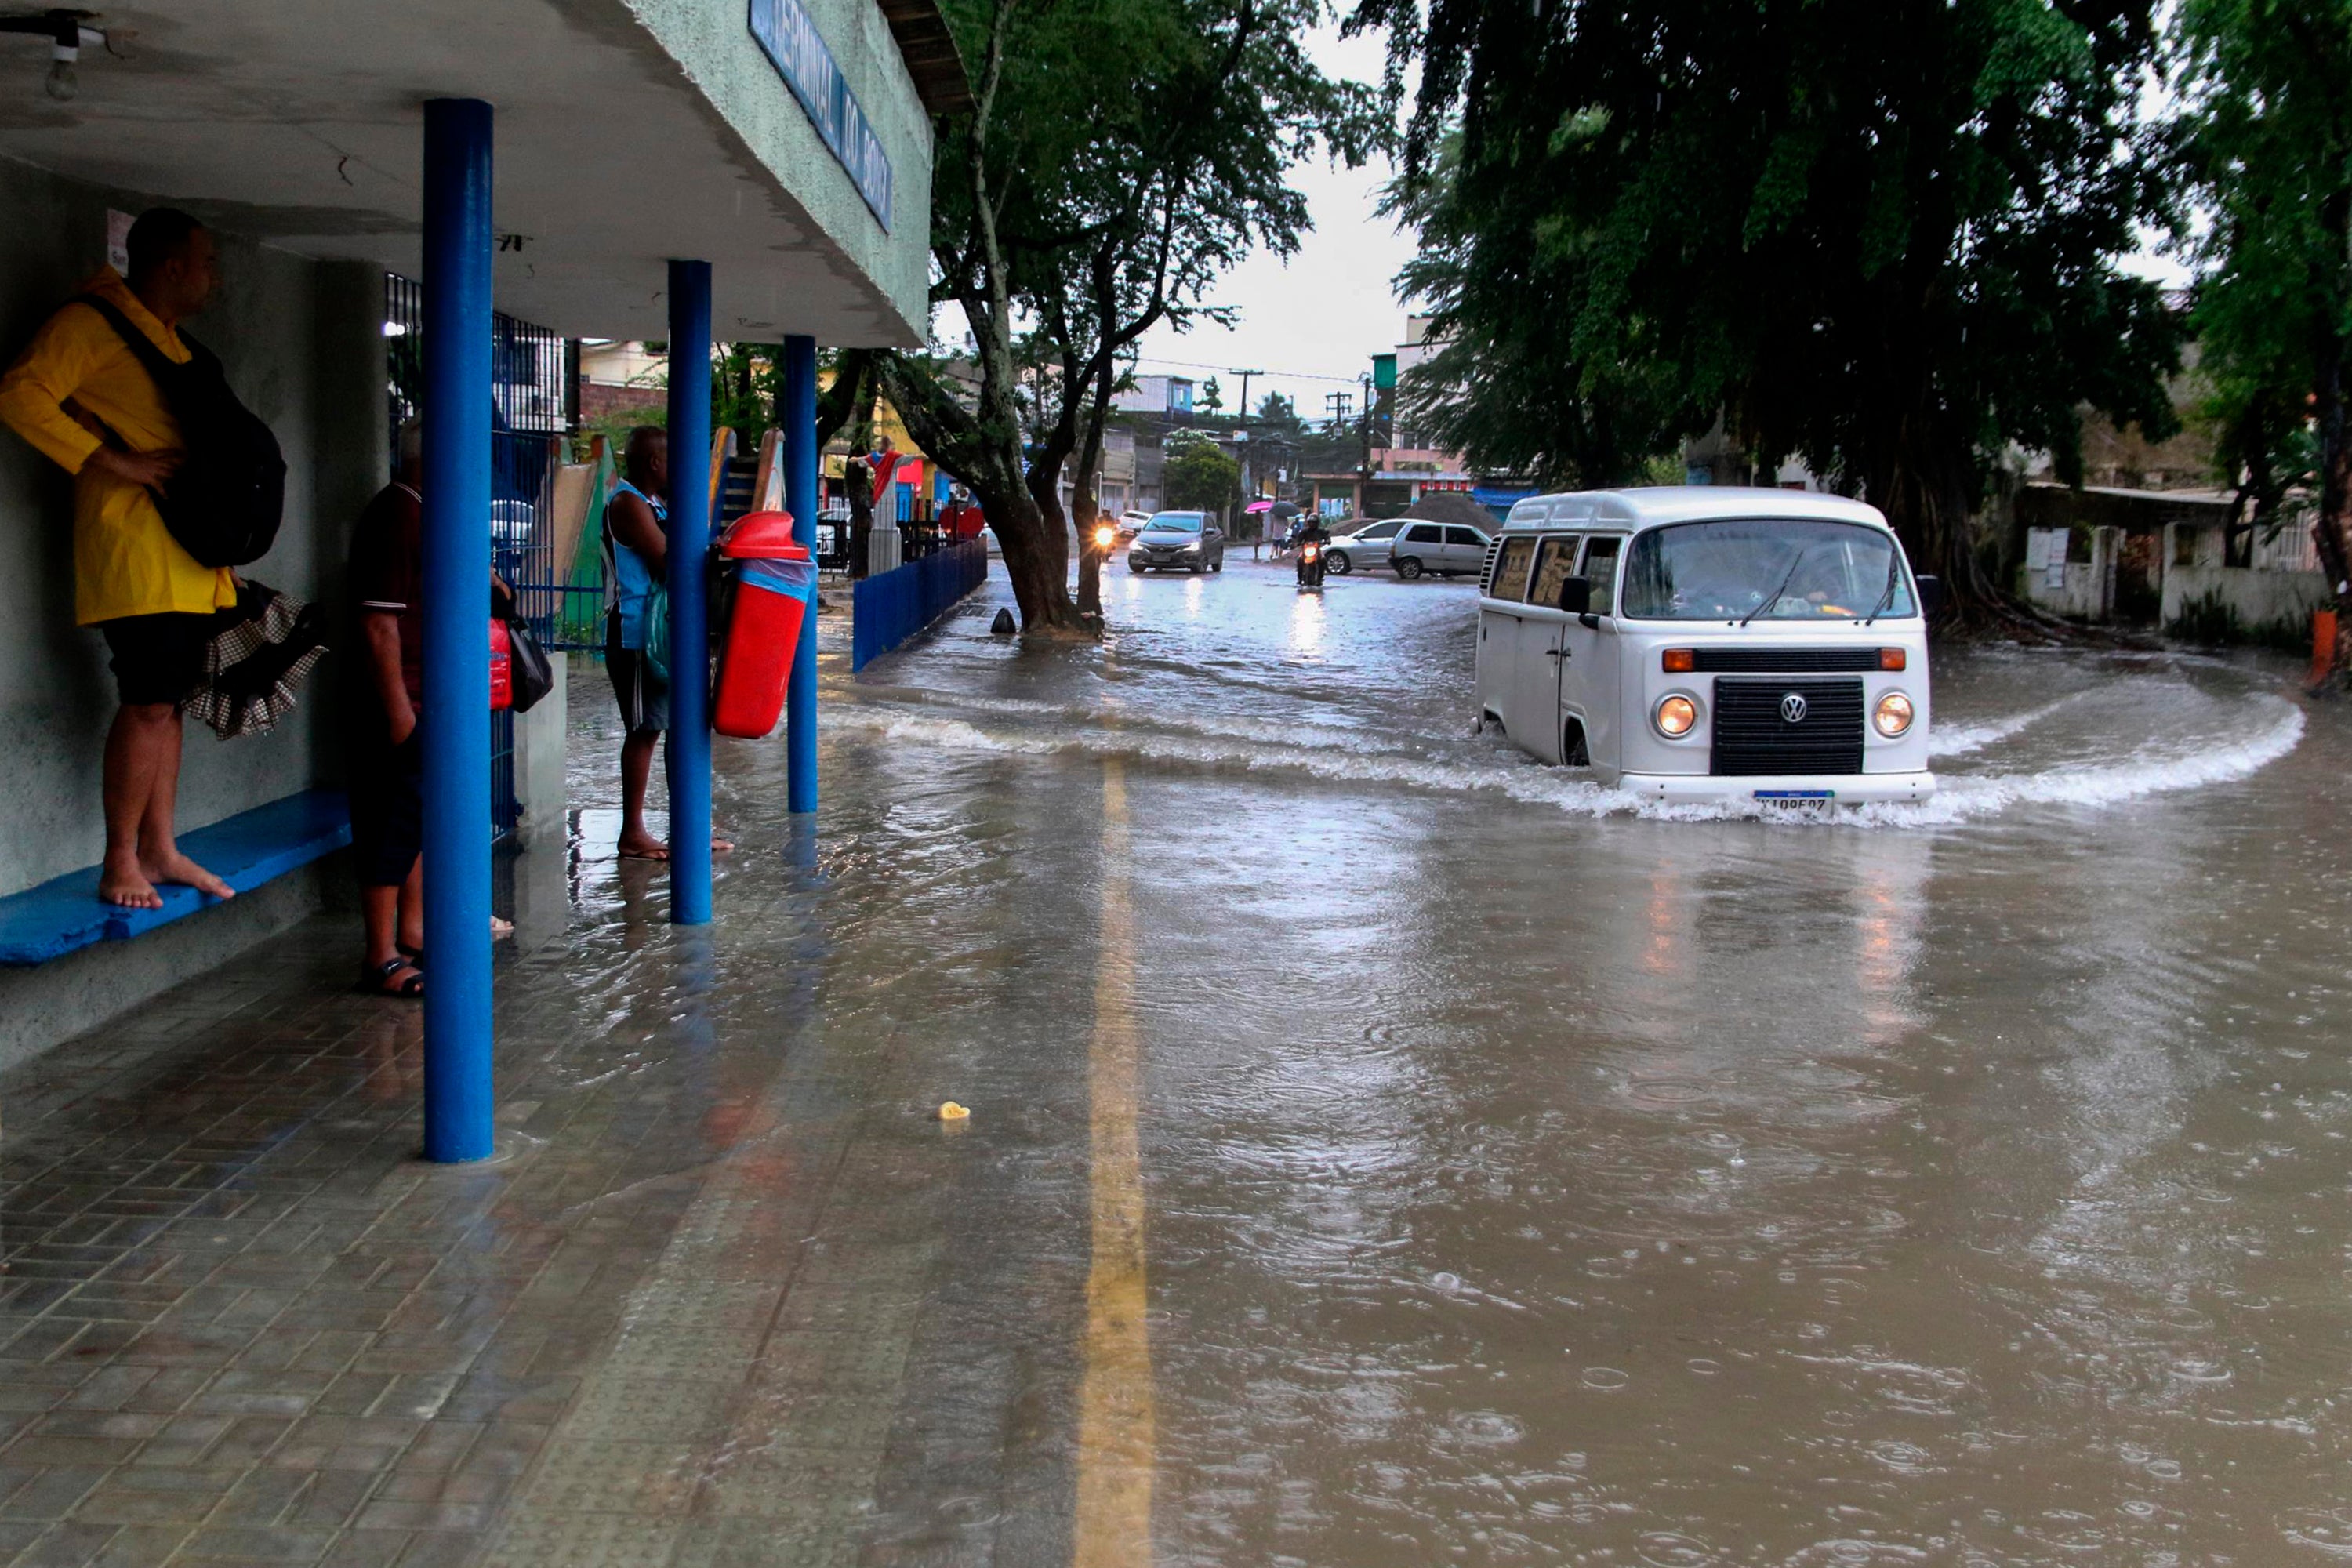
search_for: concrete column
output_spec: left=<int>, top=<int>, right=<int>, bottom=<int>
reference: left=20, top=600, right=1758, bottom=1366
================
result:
left=419, top=98, right=495, bottom=1163
left=783, top=336, right=818, bottom=815
left=665, top=261, right=714, bottom=924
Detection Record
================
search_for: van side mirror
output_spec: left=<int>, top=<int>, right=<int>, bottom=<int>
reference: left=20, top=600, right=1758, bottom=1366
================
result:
left=1915, top=574, right=1944, bottom=615
left=1558, top=575, right=1592, bottom=614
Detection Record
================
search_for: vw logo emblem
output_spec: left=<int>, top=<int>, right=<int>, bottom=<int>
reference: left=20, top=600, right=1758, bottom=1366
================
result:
left=1779, top=692, right=1809, bottom=724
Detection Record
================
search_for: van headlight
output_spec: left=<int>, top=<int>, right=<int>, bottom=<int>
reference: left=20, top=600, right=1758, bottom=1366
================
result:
left=1654, top=693, right=1698, bottom=738
left=1873, top=691, right=1915, bottom=737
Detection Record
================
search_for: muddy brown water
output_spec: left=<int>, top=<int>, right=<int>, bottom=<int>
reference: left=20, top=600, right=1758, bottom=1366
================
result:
left=586, top=558, right=2348, bottom=1565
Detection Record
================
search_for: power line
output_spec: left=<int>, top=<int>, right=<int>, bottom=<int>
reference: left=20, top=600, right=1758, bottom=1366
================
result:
left=1132, top=354, right=1364, bottom=385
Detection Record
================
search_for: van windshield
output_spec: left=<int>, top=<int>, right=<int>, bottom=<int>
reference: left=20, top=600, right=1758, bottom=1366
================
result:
left=1621, top=519, right=1915, bottom=621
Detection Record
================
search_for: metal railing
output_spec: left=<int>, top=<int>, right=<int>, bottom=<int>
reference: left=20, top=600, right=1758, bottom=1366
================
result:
left=852, top=539, right=989, bottom=670
left=385, top=276, right=573, bottom=843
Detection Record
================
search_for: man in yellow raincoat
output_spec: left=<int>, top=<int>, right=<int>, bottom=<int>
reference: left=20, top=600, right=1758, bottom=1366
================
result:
left=0, top=209, right=238, bottom=909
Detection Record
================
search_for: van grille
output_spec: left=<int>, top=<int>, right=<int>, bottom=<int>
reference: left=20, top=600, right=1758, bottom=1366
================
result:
left=1693, top=647, right=1882, bottom=673
left=1711, top=677, right=1865, bottom=775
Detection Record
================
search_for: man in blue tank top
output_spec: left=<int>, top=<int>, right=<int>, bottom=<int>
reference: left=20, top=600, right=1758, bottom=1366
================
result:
left=603, top=425, right=740, bottom=862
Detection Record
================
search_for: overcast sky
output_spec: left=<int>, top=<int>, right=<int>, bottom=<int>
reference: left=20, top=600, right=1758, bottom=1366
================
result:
left=1126, top=24, right=1412, bottom=422
left=956, top=24, right=2190, bottom=424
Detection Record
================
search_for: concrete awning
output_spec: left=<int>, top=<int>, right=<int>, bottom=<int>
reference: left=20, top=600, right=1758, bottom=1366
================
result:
left=0, top=0, right=957, bottom=344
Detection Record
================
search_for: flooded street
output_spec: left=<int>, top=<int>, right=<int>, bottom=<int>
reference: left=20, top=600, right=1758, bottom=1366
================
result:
left=800, top=557, right=2350, bottom=1564
left=7, top=556, right=2350, bottom=1568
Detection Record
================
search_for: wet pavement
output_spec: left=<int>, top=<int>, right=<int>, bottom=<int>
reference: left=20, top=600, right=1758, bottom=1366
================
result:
left=5, top=555, right=2351, bottom=1565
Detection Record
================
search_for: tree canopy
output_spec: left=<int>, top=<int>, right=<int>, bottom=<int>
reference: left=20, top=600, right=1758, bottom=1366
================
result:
left=1163, top=432, right=1243, bottom=512
left=880, top=0, right=1377, bottom=628
left=1355, top=0, right=2184, bottom=607
left=2173, top=0, right=2352, bottom=648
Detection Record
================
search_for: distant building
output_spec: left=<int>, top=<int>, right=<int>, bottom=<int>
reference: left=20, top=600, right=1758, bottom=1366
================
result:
left=1113, top=374, right=1196, bottom=417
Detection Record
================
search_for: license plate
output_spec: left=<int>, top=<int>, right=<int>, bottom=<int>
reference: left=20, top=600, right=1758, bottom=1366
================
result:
left=1755, top=789, right=1835, bottom=808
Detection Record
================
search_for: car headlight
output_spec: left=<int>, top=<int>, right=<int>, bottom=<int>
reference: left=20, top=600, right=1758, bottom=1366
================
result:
left=1655, top=693, right=1698, bottom=738
left=1873, top=691, right=1915, bottom=737
left=1182, top=539, right=1202, bottom=552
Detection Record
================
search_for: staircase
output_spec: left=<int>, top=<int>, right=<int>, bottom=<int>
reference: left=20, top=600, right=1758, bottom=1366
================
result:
left=718, top=455, right=760, bottom=524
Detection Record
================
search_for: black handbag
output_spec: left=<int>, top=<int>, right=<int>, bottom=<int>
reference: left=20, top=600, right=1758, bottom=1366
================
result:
left=504, top=615, right=555, bottom=713
left=77, top=296, right=286, bottom=568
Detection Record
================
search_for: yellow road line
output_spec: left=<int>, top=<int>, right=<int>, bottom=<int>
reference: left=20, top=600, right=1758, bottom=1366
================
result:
left=1073, top=758, right=1156, bottom=1568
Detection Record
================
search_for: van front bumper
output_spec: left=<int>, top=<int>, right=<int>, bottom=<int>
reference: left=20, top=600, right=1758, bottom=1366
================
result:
left=1618, top=771, right=1936, bottom=806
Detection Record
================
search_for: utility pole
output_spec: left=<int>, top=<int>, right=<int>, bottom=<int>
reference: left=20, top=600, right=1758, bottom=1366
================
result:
left=1230, top=368, right=1261, bottom=434
left=1359, top=372, right=1374, bottom=515
left=1229, top=368, right=1262, bottom=517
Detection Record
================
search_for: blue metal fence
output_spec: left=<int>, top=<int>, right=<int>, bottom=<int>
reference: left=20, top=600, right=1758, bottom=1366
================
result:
left=387, top=274, right=570, bottom=846
left=852, top=539, right=989, bottom=670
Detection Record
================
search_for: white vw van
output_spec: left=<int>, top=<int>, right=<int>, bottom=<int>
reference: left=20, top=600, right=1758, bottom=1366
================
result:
left=1473, top=488, right=1937, bottom=805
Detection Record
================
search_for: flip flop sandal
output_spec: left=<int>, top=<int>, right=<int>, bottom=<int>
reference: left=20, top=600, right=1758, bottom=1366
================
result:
left=360, top=957, right=423, bottom=997
left=397, top=942, right=424, bottom=967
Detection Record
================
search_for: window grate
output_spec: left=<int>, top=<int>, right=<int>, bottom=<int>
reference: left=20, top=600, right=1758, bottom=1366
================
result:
left=384, top=275, right=577, bottom=849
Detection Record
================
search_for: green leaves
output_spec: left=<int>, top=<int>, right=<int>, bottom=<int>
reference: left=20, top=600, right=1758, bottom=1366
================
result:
left=1163, top=433, right=1243, bottom=510
left=1358, top=0, right=2183, bottom=592
left=2174, top=0, right=2352, bottom=526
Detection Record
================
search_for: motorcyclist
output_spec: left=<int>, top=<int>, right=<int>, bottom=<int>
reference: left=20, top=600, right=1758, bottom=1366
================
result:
left=1294, top=514, right=1332, bottom=587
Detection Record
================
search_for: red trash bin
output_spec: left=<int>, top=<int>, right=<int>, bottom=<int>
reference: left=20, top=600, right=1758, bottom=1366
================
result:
left=713, top=510, right=815, bottom=739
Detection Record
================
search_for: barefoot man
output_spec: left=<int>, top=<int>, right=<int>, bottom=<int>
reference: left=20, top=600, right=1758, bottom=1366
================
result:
left=602, top=426, right=731, bottom=861
left=0, top=208, right=238, bottom=909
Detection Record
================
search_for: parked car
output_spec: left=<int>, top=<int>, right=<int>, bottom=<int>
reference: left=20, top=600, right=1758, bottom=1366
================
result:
left=1323, top=516, right=1408, bottom=575
left=1127, top=510, right=1225, bottom=573
left=1116, top=510, right=1154, bottom=540
left=1388, top=520, right=1490, bottom=579
left=489, top=498, right=536, bottom=549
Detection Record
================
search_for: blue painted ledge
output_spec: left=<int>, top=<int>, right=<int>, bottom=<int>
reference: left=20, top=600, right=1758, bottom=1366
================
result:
left=0, top=789, right=350, bottom=967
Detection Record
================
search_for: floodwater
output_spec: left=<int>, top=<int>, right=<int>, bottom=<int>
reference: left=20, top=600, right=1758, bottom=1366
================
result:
left=611, top=555, right=2351, bottom=1563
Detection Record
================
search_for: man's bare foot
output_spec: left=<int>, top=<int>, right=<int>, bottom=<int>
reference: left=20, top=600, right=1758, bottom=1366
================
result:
left=713, top=835, right=735, bottom=854
left=618, top=830, right=669, bottom=861
left=98, top=857, right=162, bottom=910
left=142, top=850, right=234, bottom=900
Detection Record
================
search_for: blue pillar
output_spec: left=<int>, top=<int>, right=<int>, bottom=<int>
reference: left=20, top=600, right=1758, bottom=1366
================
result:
left=783, top=335, right=818, bottom=815
left=666, top=260, right=714, bottom=924
left=419, top=98, right=495, bottom=1163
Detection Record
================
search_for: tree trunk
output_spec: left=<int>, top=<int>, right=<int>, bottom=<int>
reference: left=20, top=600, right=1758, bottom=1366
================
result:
left=1070, top=453, right=1105, bottom=617
left=1864, top=393, right=1991, bottom=624
left=872, top=350, right=1083, bottom=633
left=1025, top=459, right=1077, bottom=618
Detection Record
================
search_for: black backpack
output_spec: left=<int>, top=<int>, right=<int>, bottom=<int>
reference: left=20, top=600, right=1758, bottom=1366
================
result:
left=76, top=295, right=285, bottom=568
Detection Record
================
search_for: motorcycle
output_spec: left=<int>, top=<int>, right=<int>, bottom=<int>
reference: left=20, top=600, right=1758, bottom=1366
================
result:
left=1295, top=536, right=1326, bottom=592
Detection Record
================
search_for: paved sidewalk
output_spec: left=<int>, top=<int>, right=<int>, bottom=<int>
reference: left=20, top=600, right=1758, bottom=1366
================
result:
left=0, top=703, right=1109, bottom=1568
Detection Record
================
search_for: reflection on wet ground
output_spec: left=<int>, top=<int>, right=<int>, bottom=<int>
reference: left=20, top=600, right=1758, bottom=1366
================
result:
left=5, top=557, right=2349, bottom=1565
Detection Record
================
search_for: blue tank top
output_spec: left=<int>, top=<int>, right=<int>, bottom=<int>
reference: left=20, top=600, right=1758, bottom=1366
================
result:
left=602, top=479, right=668, bottom=649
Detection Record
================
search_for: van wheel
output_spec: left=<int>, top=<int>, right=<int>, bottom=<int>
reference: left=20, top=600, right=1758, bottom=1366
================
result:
left=1396, top=557, right=1425, bottom=580
left=1563, top=720, right=1591, bottom=767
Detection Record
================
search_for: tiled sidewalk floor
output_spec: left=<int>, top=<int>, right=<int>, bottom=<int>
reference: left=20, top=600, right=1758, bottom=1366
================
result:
left=0, top=757, right=1104, bottom=1568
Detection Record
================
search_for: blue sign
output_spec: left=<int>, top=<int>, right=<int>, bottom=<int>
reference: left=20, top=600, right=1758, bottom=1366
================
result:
left=748, top=0, right=894, bottom=230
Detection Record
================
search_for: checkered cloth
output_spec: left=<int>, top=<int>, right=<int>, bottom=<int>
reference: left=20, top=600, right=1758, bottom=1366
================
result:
left=185, top=582, right=328, bottom=740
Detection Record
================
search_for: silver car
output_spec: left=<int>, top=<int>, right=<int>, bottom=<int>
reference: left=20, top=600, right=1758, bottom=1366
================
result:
left=1388, top=520, right=1491, bottom=579
left=1323, top=516, right=1407, bottom=575
left=1127, top=510, right=1225, bottom=573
